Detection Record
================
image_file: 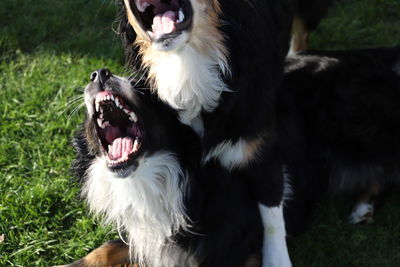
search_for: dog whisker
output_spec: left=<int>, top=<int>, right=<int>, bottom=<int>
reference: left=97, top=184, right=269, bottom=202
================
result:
left=67, top=102, right=86, bottom=120
left=57, top=96, right=84, bottom=116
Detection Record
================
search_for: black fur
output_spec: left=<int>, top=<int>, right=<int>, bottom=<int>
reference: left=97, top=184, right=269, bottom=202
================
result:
left=280, top=46, right=400, bottom=234
left=73, top=74, right=265, bottom=266
left=118, top=0, right=296, bottom=211
left=296, top=0, right=333, bottom=32
left=114, top=2, right=299, bottom=264
left=74, top=78, right=201, bottom=181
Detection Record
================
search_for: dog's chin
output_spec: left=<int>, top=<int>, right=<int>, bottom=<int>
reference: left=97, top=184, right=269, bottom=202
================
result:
left=105, top=157, right=139, bottom=178
left=151, top=31, right=189, bottom=51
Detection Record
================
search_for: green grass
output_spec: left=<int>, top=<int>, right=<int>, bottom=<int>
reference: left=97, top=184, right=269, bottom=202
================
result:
left=0, top=0, right=399, bottom=266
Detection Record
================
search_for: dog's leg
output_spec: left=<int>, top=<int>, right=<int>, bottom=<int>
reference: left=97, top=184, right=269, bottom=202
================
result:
left=53, top=239, right=135, bottom=267
left=348, top=185, right=380, bottom=224
left=259, top=204, right=292, bottom=267
left=289, top=16, right=309, bottom=55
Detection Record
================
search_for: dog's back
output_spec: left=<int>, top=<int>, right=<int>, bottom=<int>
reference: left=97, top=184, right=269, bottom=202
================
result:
left=281, top=46, right=400, bottom=234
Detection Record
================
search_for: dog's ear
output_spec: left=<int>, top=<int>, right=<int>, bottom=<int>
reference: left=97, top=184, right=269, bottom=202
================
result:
left=52, top=239, right=133, bottom=267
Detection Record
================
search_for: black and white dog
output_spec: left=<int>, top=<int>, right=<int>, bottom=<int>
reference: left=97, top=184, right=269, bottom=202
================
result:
left=118, top=1, right=295, bottom=265
left=280, top=46, right=400, bottom=234
left=59, top=46, right=400, bottom=266
left=63, top=68, right=274, bottom=267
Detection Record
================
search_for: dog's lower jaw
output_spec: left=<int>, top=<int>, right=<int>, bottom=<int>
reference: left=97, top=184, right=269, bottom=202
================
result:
left=151, top=31, right=190, bottom=52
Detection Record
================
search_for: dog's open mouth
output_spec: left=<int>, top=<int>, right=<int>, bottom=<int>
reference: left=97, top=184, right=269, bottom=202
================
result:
left=132, top=0, right=193, bottom=41
left=93, top=91, right=142, bottom=170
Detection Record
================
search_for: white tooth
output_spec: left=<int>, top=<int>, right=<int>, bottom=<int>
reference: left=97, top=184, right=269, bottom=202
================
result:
left=115, top=98, right=120, bottom=108
left=135, top=0, right=143, bottom=11
left=147, top=31, right=155, bottom=39
left=111, top=95, right=114, bottom=101
left=133, top=139, right=139, bottom=152
left=100, top=121, right=110, bottom=129
left=142, top=2, right=150, bottom=12
left=97, top=118, right=102, bottom=127
left=178, top=9, right=184, bottom=23
left=108, top=145, right=112, bottom=151
left=136, top=1, right=150, bottom=12
left=95, top=101, right=100, bottom=112
left=129, top=112, right=138, bottom=122
left=106, top=95, right=111, bottom=101
left=123, top=109, right=129, bottom=114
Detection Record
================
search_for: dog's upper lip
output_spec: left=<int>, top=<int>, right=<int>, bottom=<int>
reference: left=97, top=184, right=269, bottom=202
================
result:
left=95, top=91, right=138, bottom=123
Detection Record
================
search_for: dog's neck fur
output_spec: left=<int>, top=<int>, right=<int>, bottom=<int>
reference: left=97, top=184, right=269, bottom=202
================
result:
left=143, top=43, right=230, bottom=127
left=82, top=152, right=189, bottom=266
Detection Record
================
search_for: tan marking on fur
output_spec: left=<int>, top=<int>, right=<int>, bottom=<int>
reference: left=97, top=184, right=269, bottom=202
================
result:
left=243, top=136, right=266, bottom=164
left=83, top=240, right=130, bottom=266
left=123, top=0, right=150, bottom=42
left=357, top=184, right=381, bottom=203
left=123, top=0, right=228, bottom=89
left=54, top=240, right=134, bottom=267
left=350, top=184, right=381, bottom=224
left=290, top=16, right=309, bottom=53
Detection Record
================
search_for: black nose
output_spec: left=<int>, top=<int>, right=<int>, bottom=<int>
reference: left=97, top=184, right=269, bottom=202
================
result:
left=90, top=68, right=112, bottom=87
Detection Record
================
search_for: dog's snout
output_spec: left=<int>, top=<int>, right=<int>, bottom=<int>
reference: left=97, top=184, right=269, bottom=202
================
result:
left=90, top=68, right=112, bottom=87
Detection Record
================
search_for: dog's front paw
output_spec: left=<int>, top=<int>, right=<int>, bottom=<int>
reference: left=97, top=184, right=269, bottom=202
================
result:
left=347, top=202, right=374, bottom=224
left=262, top=249, right=292, bottom=267
left=262, top=245, right=292, bottom=267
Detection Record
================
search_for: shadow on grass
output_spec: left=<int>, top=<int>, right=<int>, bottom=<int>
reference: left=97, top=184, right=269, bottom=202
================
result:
left=0, top=0, right=123, bottom=61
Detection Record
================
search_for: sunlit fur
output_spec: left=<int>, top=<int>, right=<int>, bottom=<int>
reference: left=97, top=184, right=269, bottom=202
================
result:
left=82, top=152, right=188, bottom=266
left=123, top=0, right=230, bottom=124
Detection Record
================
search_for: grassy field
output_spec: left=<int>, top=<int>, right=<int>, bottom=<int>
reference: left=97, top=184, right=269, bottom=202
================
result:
left=0, top=0, right=399, bottom=266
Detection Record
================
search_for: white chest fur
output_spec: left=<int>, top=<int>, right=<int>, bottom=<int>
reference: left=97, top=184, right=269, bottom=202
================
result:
left=82, top=152, right=188, bottom=266
left=146, top=44, right=229, bottom=126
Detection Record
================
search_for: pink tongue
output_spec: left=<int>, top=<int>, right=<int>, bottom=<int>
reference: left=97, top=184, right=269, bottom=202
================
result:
left=152, top=11, right=177, bottom=37
left=105, top=126, right=121, bottom=144
left=109, top=137, right=134, bottom=161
